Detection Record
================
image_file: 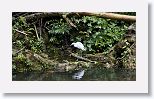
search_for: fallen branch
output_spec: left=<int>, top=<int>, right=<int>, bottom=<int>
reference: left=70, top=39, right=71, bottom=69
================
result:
left=62, top=14, right=78, bottom=30
left=25, top=12, right=63, bottom=22
left=39, top=18, right=42, bottom=38
left=33, top=24, right=40, bottom=40
left=33, top=53, right=55, bottom=65
left=24, top=12, right=136, bottom=22
left=12, top=47, right=26, bottom=56
left=70, top=53, right=96, bottom=63
left=78, top=12, right=136, bottom=22
left=33, top=52, right=91, bottom=72
left=14, top=29, right=28, bottom=35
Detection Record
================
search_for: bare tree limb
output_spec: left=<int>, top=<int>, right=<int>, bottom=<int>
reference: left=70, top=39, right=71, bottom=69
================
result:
left=78, top=12, right=136, bottom=22
left=39, top=18, right=42, bottom=38
left=70, top=53, right=96, bottom=63
left=62, top=14, right=78, bottom=30
left=14, top=29, right=28, bottom=35
left=12, top=47, right=26, bottom=56
left=33, top=24, right=40, bottom=40
left=25, top=12, right=63, bottom=22
left=24, top=12, right=136, bottom=22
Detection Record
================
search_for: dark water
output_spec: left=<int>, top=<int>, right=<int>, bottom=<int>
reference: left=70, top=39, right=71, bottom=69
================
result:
left=12, top=66, right=136, bottom=81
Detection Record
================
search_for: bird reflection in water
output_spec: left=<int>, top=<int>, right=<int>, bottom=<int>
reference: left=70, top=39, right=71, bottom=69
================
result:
left=72, top=69, right=85, bottom=80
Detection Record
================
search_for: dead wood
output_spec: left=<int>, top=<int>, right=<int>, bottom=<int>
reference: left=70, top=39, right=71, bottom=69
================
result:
left=14, top=29, right=28, bottom=35
left=78, top=12, right=136, bottom=22
left=24, top=12, right=136, bottom=22
left=70, top=53, right=96, bottom=63
left=62, top=14, right=78, bottom=30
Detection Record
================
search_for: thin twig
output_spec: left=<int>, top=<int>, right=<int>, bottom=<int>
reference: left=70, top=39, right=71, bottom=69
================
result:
left=14, top=47, right=26, bottom=55
left=39, top=18, right=42, bottom=38
left=14, top=29, right=28, bottom=35
left=33, top=24, right=40, bottom=40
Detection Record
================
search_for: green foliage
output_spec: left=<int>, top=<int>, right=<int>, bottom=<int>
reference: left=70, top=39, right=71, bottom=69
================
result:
left=42, top=14, right=132, bottom=53
left=71, top=16, right=130, bottom=53
left=13, top=16, right=44, bottom=53
left=15, top=53, right=26, bottom=62
left=45, top=19, right=71, bottom=46
left=16, top=40, right=25, bottom=48
left=12, top=12, right=136, bottom=74
left=29, top=39, right=44, bottom=53
left=12, top=16, right=35, bottom=35
left=13, top=16, right=27, bottom=30
left=47, top=19, right=71, bottom=34
left=12, top=13, right=134, bottom=54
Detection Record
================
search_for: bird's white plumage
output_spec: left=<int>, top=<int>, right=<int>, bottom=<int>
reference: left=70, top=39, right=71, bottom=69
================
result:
left=71, top=42, right=86, bottom=51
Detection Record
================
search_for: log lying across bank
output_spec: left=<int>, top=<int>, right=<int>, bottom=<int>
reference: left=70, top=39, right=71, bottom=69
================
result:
left=78, top=12, right=136, bottom=22
left=23, top=12, right=136, bottom=22
left=28, top=51, right=93, bottom=72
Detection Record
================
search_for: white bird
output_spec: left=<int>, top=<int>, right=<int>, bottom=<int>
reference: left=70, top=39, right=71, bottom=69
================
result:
left=72, top=69, right=85, bottom=80
left=71, top=42, right=86, bottom=51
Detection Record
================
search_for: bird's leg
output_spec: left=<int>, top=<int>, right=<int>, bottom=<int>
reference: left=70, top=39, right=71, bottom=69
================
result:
left=79, top=50, right=83, bottom=57
left=76, top=51, right=80, bottom=61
